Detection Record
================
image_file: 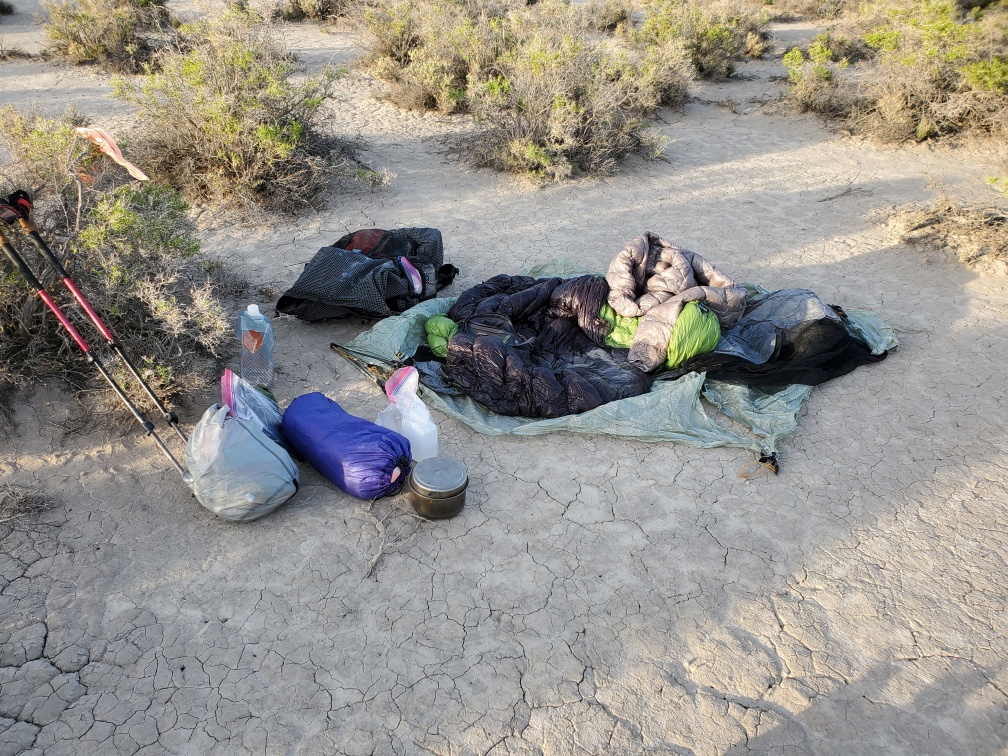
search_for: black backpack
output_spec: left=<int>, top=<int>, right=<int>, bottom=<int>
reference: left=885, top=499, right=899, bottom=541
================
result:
left=277, top=228, right=459, bottom=322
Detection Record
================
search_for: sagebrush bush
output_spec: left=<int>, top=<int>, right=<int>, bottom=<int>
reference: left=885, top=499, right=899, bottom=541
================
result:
left=0, top=105, right=93, bottom=228
left=782, top=37, right=851, bottom=115
left=0, top=105, right=242, bottom=413
left=586, top=0, right=633, bottom=33
left=465, top=12, right=669, bottom=180
left=778, top=1, right=1008, bottom=141
left=41, top=0, right=173, bottom=73
left=856, top=1, right=1008, bottom=140
left=0, top=1, right=14, bottom=17
left=272, top=0, right=349, bottom=21
left=760, top=0, right=845, bottom=22
left=114, top=11, right=350, bottom=211
left=364, top=0, right=687, bottom=181
left=634, top=0, right=769, bottom=79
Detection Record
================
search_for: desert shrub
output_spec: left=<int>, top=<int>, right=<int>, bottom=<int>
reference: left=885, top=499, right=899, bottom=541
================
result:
left=0, top=1, right=14, bottom=16
left=0, top=105, right=242, bottom=412
left=809, top=30, right=872, bottom=63
left=760, top=0, right=846, bottom=21
left=114, top=12, right=349, bottom=211
left=363, top=1, right=495, bottom=113
left=634, top=0, right=769, bottom=79
left=0, top=485, right=51, bottom=526
left=41, top=0, right=173, bottom=73
left=778, top=1, right=1008, bottom=141
left=0, top=105, right=95, bottom=232
left=364, top=0, right=683, bottom=181
left=465, top=13, right=669, bottom=179
left=272, top=0, right=350, bottom=21
left=851, top=0, right=1008, bottom=141
left=782, top=36, right=851, bottom=114
left=585, top=0, right=633, bottom=33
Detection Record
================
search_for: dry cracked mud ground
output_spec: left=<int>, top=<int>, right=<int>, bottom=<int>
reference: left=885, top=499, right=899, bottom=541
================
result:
left=1, top=6, right=1006, bottom=755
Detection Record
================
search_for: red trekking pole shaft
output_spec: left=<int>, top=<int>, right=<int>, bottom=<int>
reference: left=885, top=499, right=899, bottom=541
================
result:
left=0, top=227, right=186, bottom=477
left=14, top=213, right=187, bottom=443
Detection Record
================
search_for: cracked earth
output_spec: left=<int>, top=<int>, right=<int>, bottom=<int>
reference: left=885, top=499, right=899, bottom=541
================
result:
left=1, top=5, right=1007, bottom=755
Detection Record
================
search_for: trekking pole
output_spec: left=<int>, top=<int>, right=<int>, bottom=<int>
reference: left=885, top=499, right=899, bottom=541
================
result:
left=0, top=221, right=186, bottom=477
left=4, top=191, right=187, bottom=443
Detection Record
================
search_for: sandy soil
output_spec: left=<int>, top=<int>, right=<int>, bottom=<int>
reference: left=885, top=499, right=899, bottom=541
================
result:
left=1, top=4, right=1007, bottom=755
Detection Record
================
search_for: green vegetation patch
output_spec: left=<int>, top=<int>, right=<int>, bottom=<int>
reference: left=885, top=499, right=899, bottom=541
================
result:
left=0, top=105, right=242, bottom=413
left=114, top=11, right=351, bottom=211
left=42, top=0, right=173, bottom=73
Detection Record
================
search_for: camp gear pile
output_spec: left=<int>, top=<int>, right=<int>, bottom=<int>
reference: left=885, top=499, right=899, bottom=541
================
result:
left=605, top=233, right=747, bottom=371
left=334, top=241, right=896, bottom=464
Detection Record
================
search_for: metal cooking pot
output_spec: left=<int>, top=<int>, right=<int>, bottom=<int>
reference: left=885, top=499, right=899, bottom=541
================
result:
left=408, top=457, right=468, bottom=519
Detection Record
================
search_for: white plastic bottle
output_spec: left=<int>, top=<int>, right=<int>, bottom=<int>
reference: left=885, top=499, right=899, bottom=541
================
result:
left=374, top=366, right=439, bottom=462
left=398, top=394, right=438, bottom=462
left=237, top=304, right=275, bottom=390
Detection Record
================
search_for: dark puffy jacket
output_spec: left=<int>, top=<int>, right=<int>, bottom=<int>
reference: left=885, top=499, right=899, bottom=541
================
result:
left=445, top=275, right=653, bottom=418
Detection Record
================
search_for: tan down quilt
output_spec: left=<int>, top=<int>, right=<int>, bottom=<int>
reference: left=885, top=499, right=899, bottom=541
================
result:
left=606, top=232, right=747, bottom=371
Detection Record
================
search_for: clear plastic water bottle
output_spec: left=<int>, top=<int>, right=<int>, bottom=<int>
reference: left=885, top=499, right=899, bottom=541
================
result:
left=237, top=304, right=275, bottom=390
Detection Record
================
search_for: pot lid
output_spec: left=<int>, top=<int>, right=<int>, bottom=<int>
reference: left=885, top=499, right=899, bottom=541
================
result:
left=410, top=457, right=467, bottom=498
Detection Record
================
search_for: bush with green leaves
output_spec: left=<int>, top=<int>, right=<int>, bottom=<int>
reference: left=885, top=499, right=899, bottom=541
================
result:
left=41, top=0, right=173, bottom=73
left=113, top=11, right=351, bottom=211
left=760, top=0, right=845, bottom=22
left=465, top=13, right=671, bottom=179
left=777, top=1, right=1008, bottom=141
left=269, top=0, right=349, bottom=21
left=790, top=0, right=1008, bottom=142
left=585, top=0, right=634, bottom=33
left=0, top=105, right=241, bottom=414
left=853, top=0, right=1007, bottom=141
left=633, top=0, right=769, bottom=79
left=782, top=35, right=851, bottom=115
left=363, top=0, right=686, bottom=181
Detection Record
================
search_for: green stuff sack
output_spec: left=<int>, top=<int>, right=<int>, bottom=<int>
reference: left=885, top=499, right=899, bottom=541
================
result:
left=600, top=303, right=639, bottom=349
left=425, top=314, right=459, bottom=358
left=666, top=301, right=720, bottom=369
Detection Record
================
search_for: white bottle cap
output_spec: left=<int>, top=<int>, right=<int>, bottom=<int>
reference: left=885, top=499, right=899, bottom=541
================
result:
left=247, top=304, right=260, bottom=316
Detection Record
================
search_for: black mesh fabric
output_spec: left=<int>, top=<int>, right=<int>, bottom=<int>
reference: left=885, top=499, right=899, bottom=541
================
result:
left=276, top=228, right=445, bottom=322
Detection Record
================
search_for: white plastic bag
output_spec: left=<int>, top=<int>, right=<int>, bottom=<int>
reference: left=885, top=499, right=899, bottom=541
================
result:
left=185, top=404, right=299, bottom=522
left=375, top=366, right=438, bottom=462
left=221, top=368, right=285, bottom=447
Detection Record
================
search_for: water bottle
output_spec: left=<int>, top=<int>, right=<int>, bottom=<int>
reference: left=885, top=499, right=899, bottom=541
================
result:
left=237, top=304, right=275, bottom=390
left=398, top=394, right=439, bottom=462
left=374, top=366, right=439, bottom=462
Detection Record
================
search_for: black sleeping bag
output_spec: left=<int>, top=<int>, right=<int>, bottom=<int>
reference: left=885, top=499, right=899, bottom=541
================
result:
left=444, top=275, right=653, bottom=418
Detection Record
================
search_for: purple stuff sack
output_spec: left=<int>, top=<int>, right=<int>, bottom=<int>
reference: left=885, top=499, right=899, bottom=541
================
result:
left=282, top=392, right=411, bottom=499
